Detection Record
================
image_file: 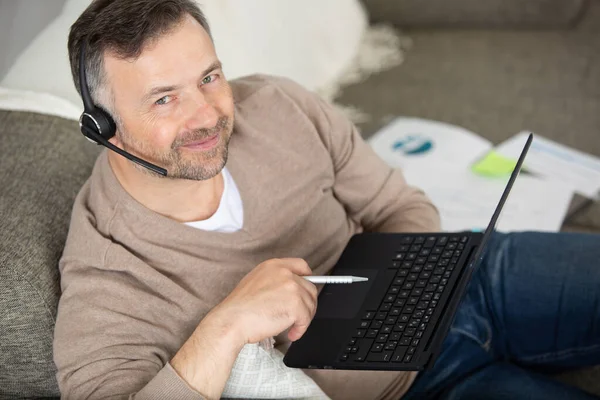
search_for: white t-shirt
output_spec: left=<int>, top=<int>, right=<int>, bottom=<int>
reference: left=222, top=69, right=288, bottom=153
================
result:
left=183, top=168, right=328, bottom=399
left=184, top=167, right=244, bottom=232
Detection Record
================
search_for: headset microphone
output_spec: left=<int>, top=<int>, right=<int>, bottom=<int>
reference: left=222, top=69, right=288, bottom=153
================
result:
left=78, top=41, right=168, bottom=176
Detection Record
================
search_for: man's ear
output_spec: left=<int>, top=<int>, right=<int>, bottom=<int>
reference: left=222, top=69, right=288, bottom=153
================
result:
left=108, top=133, right=122, bottom=148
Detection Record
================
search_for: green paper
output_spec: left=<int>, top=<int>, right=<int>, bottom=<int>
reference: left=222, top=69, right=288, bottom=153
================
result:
left=471, top=151, right=518, bottom=177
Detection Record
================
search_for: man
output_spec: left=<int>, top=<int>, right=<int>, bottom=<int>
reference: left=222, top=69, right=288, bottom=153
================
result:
left=55, top=0, right=600, bottom=399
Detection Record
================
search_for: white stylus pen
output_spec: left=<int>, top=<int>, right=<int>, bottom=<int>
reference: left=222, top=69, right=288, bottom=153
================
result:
left=304, top=276, right=369, bottom=284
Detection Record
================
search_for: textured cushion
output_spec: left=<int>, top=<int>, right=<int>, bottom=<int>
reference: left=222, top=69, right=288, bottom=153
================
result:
left=363, top=0, right=588, bottom=28
left=0, top=110, right=100, bottom=399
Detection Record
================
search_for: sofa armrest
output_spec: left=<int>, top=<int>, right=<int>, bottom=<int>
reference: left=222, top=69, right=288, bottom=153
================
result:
left=362, top=0, right=589, bottom=29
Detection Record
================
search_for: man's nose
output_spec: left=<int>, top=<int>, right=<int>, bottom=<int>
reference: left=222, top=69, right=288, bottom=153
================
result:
left=184, top=91, right=219, bottom=131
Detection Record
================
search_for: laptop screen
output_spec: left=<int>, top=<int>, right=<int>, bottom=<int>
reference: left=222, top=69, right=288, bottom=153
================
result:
left=468, top=133, right=533, bottom=267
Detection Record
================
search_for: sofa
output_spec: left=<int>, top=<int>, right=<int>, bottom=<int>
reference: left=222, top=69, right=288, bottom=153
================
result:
left=1, top=0, right=598, bottom=399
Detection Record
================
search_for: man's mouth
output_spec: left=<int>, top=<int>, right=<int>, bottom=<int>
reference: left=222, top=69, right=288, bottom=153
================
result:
left=181, top=133, right=220, bottom=150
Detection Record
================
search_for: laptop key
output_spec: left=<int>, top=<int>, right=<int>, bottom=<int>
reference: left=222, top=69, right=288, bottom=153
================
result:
left=348, top=338, right=356, bottom=346
left=359, top=321, right=370, bottom=329
left=400, top=337, right=411, bottom=345
left=401, top=306, right=414, bottom=314
left=400, top=237, right=414, bottom=244
left=399, top=245, right=410, bottom=252
left=376, top=334, right=389, bottom=343
left=354, top=329, right=366, bottom=338
left=384, top=342, right=397, bottom=351
left=381, top=303, right=392, bottom=311
left=392, top=346, right=408, bottom=362
left=367, top=351, right=393, bottom=362
left=391, top=333, right=401, bottom=341
left=394, top=298, right=406, bottom=307
left=394, top=323, right=406, bottom=332
left=381, top=326, right=392, bottom=334
left=363, top=311, right=375, bottom=320
left=410, top=265, right=423, bottom=273
left=442, top=251, right=454, bottom=258
left=376, top=312, right=387, bottom=320
left=385, top=317, right=397, bottom=325
left=424, top=237, right=437, bottom=248
left=425, top=284, right=437, bottom=292
left=371, top=320, right=383, bottom=329
left=366, top=329, right=378, bottom=338
left=363, top=269, right=396, bottom=311
left=414, top=236, right=425, bottom=244
left=390, top=307, right=402, bottom=316
left=351, top=339, right=374, bottom=362
left=371, top=343, right=384, bottom=352
left=404, top=355, right=413, bottom=363
left=340, top=354, right=349, bottom=361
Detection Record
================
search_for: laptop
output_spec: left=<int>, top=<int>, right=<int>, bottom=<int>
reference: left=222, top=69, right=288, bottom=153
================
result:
left=283, top=133, right=533, bottom=371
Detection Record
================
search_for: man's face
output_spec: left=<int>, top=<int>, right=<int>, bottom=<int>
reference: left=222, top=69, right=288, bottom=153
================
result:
left=104, top=15, right=234, bottom=181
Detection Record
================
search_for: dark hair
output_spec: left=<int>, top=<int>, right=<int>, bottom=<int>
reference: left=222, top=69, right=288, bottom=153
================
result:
left=68, top=0, right=211, bottom=116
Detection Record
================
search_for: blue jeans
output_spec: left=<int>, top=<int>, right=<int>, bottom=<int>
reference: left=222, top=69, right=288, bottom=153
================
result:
left=403, top=231, right=600, bottom=399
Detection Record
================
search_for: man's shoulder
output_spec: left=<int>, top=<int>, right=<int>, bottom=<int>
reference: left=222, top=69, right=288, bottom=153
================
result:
left=60, top=154, right=117, bottom=271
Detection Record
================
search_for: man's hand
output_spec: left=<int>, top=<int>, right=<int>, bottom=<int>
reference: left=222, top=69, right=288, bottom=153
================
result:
left=211, top=257, right=318, bottom=343
left=170, top=258, right=318, bottom=399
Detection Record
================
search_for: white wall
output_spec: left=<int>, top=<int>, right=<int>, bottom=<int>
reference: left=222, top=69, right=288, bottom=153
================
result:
left=0, top=0, right=65, bottom=79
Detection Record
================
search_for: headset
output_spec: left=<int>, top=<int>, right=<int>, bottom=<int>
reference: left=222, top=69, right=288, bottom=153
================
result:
left=78, top=41, right=168, bottom=176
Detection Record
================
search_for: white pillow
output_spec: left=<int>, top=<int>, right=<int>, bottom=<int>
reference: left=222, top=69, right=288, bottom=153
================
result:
left=1, top=0, right=367, bottom=120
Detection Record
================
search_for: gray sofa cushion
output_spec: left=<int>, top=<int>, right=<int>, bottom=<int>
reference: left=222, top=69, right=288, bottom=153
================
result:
left=0, top=110, right=100, bottom=399
left=363, top=0, right=589, bottom=28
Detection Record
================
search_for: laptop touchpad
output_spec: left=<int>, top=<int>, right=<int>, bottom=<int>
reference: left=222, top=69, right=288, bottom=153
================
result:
left=314, top=269, right=378, bottom=320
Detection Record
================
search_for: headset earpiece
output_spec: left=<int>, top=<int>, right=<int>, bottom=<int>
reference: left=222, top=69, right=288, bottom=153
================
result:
left=78, top=42, right=117, bottom=143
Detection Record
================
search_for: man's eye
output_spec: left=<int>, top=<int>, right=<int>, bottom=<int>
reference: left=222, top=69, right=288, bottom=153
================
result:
left=202, top=75, right=216, bottom=85
left=155, top=96, right=171, bottom=106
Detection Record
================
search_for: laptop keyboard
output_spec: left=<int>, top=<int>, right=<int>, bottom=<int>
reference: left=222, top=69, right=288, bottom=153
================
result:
left=339, top=234, right=468, bottom=364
